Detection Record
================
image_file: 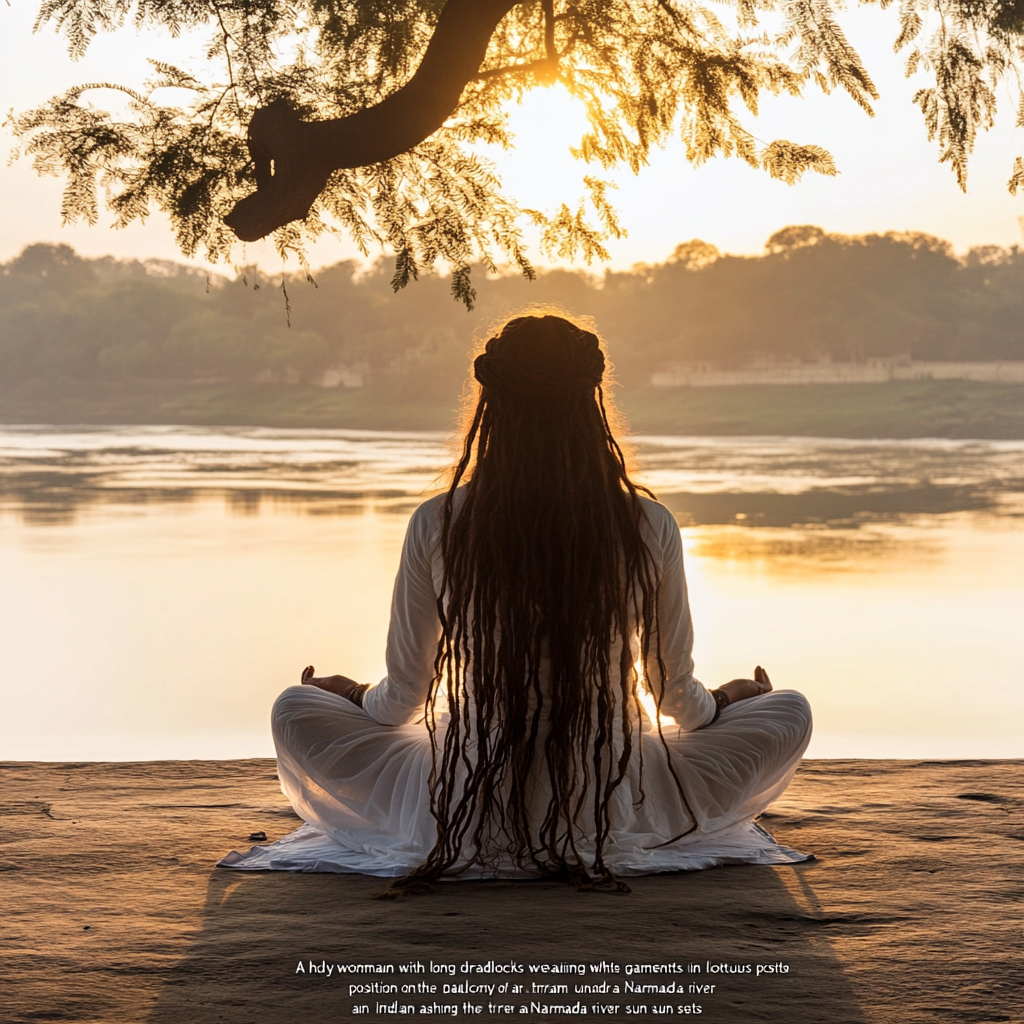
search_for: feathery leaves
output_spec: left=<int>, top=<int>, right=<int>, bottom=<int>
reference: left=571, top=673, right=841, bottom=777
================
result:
left=10, top=0, right=1024, bottom=305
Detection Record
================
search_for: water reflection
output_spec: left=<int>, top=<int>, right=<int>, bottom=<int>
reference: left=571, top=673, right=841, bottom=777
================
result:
left=685, top=523, right=944, bottom=576
left=632, top=434, right=1024, bottom=495
left=659, top=484, right=998, bottom=528
left=2, top=427, right=1023, bottom=759
left=0, top=426, right=454, bottom=526
left=4, top=427, right=1024, bottom=531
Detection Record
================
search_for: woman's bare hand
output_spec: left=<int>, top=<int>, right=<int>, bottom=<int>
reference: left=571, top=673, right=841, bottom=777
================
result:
left=300, top=665, right=364, bottom=702
left=719, top=665, right=773, bottom=705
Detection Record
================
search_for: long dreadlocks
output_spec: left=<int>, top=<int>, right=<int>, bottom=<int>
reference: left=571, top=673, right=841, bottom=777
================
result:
left=390, top=314, right=695, bottom=893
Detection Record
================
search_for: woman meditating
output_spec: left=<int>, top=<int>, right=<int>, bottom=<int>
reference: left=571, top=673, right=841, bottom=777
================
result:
left=219, top=314, right=812, bottom=887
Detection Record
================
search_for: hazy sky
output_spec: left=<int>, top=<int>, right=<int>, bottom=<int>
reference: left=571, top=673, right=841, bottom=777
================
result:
left=3, top=2, right=1024, bottom=273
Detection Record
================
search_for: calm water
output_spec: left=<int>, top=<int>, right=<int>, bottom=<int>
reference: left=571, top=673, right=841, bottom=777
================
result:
left=2, top=426, right=1022, bottom=760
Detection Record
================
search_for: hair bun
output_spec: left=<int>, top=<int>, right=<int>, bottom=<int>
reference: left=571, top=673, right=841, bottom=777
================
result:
left=473, top=316, right=605, bottom=398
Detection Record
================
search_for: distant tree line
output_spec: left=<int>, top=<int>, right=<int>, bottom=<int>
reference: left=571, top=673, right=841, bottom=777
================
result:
left=3, top=227, right=1024, bottom=400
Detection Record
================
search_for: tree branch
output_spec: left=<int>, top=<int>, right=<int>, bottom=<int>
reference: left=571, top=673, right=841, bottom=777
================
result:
left=543, top=0, right=556, bottom=63
left=224, top=0, right=520, bottom=242
left=475, top=57, right=552, bottom=81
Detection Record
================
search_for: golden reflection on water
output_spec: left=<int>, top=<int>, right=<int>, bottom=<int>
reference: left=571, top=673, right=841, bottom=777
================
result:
left=684, top=523, right=945, bottom=577
left=2, top=428, right=1023, bottom=759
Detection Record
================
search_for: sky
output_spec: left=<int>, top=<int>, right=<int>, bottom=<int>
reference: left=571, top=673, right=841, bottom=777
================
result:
left=3, top=2, right=1024, bottom=274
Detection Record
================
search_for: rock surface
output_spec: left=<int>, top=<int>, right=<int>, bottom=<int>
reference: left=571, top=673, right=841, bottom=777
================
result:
left=2, top=759, right=1020, bottom=1023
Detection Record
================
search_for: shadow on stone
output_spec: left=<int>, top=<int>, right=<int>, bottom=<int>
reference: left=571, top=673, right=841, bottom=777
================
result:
left=146, top=860, right=870, bottom=1024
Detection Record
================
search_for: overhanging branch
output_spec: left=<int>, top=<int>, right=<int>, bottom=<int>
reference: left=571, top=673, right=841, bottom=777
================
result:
left=224, top=0, right=520, bottom=241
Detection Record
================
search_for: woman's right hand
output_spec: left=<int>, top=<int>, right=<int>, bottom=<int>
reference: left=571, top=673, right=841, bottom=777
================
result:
left=718, top=665, right=773, bottom=704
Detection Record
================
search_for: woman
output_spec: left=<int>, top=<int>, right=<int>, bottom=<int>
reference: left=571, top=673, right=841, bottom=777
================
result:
left=219, top=314, right=812, bottom=887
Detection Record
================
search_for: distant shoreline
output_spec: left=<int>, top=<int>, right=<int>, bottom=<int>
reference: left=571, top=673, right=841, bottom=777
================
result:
left=2, top=378, right=1024, bottom=439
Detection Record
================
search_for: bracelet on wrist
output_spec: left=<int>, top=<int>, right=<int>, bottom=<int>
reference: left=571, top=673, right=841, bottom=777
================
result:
left=708, top=688, right=731, bottom=724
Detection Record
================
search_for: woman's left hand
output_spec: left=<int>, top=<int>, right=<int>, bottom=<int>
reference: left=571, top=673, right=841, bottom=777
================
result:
left=301, top=665, right=364, bottom=702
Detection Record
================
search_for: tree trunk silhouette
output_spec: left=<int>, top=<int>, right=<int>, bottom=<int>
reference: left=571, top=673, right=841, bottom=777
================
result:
left=224, top=0, right=520, bottom=241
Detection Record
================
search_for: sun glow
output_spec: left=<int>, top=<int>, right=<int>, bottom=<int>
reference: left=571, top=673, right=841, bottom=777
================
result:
left=634, top=659, right=679, bottom=730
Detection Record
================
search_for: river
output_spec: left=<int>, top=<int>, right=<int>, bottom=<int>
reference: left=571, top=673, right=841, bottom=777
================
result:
left=1, top=426, right=1021, bottom=760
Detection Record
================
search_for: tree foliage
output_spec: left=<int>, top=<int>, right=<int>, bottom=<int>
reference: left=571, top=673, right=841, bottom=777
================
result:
left=8, top=0, right=1024, bottom=305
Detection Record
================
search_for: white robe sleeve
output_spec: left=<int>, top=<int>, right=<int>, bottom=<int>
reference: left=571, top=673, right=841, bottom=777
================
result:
left=644, top=499, right=717, bottom=731
left=360, top=497, right=443, bottom=726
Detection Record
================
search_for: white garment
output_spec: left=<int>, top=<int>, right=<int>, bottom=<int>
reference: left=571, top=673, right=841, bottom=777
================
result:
left=219, top=495, right=812, bottom=877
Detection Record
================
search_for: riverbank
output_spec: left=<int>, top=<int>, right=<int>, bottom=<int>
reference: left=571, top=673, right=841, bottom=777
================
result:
left=2, top=379, right=1024, bottom=438
left=3, top=758, right=1019, bottom=1023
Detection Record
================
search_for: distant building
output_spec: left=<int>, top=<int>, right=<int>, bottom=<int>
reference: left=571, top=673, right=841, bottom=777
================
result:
left=315, top=364, right=366, bottom=388
left=650, top=357, right=1024, bottom=387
